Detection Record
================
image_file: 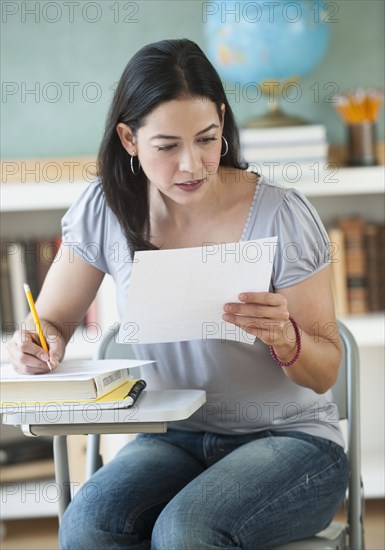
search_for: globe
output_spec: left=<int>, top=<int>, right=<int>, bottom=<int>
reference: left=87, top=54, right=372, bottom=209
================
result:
left=203, top=0, right=331, bottom=126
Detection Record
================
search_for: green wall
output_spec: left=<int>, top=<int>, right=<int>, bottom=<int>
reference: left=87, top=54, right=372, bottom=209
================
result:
left=2, top=0, right=384, bottom=159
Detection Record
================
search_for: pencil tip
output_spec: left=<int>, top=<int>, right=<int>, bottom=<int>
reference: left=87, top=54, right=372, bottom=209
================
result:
left=23, top=283, right=30, bottom=292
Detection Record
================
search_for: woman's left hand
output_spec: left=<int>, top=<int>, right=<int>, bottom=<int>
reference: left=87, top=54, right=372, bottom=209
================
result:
left=221, top=269, right=342, bottom=393
left=222, top=292, right=295, bottom=352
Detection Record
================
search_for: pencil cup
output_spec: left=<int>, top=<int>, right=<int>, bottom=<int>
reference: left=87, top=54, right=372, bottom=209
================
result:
left=347, top=122, right=377, bottom=167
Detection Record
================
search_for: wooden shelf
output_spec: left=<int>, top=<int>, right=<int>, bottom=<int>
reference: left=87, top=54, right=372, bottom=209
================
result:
left=328, top=141, right=385, bottom=168
left=0, top=157, right=95, bottom=212
left=1, top=165, right=383, bottom=213
left=0, top=181, right=87, bottom=212
left=0, top=459, right=55, bottom=483
left=1, top=152, right=384, bottom=212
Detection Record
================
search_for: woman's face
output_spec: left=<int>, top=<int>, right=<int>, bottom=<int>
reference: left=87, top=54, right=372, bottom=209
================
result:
left=117, top=97, right=225, bottom=205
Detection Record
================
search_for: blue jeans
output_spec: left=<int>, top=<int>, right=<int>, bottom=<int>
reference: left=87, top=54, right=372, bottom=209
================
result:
left=59, top=429, right=348, bottom=550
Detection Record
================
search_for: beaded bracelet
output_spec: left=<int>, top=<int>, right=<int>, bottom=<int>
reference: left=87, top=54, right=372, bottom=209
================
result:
left=269, top=316, right=302, bottom=367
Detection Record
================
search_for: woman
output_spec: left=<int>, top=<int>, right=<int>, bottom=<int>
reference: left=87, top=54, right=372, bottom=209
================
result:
left=7, top=39, right=348, bottom=550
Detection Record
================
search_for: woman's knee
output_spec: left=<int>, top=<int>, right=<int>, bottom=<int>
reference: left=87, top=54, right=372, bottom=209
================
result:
left=151, top=492, right=234, bottom=550
left=59, top=495, right=106, bottom=549
left=152, top=506, right=204, bottom=550
left=58, top=470, right=127, bottom=548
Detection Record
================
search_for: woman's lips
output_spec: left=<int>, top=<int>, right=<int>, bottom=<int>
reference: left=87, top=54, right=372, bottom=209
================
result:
left=175, top=179, right=205, bottom=192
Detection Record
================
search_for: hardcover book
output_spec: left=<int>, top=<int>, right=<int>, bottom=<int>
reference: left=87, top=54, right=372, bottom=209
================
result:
left=0, top=359, right=152, bottom=403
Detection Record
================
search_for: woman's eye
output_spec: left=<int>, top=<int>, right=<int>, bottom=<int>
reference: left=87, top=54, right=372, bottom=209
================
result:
left=156, top=144, right=177, bottom=152
left=155, top=137, right=217, bottom=151
left=199, top=137, right=218, bottom=144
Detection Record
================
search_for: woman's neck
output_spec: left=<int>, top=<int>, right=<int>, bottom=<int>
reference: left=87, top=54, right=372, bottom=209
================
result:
left=149, top=169, right=227, bottom=230
left=148, top=167, right=259, bottom=249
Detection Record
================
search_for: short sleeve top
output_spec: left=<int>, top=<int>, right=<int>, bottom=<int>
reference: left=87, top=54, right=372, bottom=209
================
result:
left=61, top=175, right=343, bottom=448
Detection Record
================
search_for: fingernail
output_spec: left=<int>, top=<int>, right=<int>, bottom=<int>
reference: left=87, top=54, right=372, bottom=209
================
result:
left=51, top=359, right=59, bottom=368
left=40, top=353, right=49, bottom=361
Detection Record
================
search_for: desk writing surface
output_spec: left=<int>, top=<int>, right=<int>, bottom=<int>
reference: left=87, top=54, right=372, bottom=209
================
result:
left=2, top=390, right=206, bottom=426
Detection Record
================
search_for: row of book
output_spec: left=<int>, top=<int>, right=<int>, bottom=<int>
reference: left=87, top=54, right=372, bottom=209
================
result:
left=1, top=237, right=60, bottom=331
left=328, top=217, right=385, bottom=316
left=0, top=237, right=97, bottom=332
left=240, top=124, right=329, bottom=178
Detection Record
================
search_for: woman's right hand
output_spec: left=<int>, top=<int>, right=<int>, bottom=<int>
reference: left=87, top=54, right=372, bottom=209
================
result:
left=5, top=244, right=105, bottom=375
left=6, top=326, right=65, bottom=375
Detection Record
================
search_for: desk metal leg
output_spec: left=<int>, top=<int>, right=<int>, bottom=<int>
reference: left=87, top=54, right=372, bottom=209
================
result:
left=53, top=435, right=71, bottom=522
left=86, top=434, right=103, bottom=480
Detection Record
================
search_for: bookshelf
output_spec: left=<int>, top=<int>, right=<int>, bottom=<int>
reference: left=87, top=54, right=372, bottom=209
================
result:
left=1, top=165, right=383, bottom=210
left=0, top=156, right=384, bottom=515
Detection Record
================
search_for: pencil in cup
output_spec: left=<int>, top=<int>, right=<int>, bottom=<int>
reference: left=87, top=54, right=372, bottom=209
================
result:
left=23, top=283, right=52, bottom=371
left=335, top=88, right=384, bottom=124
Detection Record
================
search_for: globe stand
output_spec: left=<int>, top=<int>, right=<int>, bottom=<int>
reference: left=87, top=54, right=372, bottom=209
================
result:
left=242, top=79, right=307, bottom=128
left=243, top=103, right=307, bottom=128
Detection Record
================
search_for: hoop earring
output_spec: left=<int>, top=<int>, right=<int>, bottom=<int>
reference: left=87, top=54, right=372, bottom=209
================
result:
left=220, top=135, right=229, bottom=157
left=130, top=154, right=141, bottom=175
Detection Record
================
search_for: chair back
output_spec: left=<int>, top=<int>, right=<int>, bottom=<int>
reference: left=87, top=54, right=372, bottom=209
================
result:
left=332, top=325, right=348, bottom=421
left=95, top=325, right=139, bottom=375
left=96, top=326, right=136, bottom=359
left=336, top=321, right=363, bottom=550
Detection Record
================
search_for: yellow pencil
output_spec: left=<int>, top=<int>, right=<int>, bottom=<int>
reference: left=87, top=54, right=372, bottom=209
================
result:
left=23, top=283, right=52, bottom=371
left=335, top=89, right=384, bottom=124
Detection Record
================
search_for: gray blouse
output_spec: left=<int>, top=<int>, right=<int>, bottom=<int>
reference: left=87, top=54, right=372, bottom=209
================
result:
left=62, top=175, right=344, bottom=447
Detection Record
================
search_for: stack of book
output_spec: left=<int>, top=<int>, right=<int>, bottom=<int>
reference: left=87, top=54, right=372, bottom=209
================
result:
left=0, top=359, right=150, bottom=410
left=240, top=124, right=328, bottom=182
left=328, top=216, right=385, bottom=316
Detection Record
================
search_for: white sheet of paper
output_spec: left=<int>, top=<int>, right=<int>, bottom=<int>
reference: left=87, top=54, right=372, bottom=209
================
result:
left=118, top=237, right=278, bottom=345
left=0, top=360, right=154, bottom=381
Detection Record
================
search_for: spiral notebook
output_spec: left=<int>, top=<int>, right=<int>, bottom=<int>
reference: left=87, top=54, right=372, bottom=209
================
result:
left=0, top=378, right=147, bottom=412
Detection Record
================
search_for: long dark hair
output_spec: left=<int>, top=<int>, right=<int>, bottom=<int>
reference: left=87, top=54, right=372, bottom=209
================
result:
left=97, top=38, right=247, bottom=254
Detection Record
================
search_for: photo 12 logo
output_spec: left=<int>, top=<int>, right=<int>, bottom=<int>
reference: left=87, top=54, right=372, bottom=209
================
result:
left=202, top=1, right=339, bottom=24
left=2, top=2, right=140, bottom=24
left=1, top=81, right=119, bottom=104
left=1, top=160, right=97, bottom=183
